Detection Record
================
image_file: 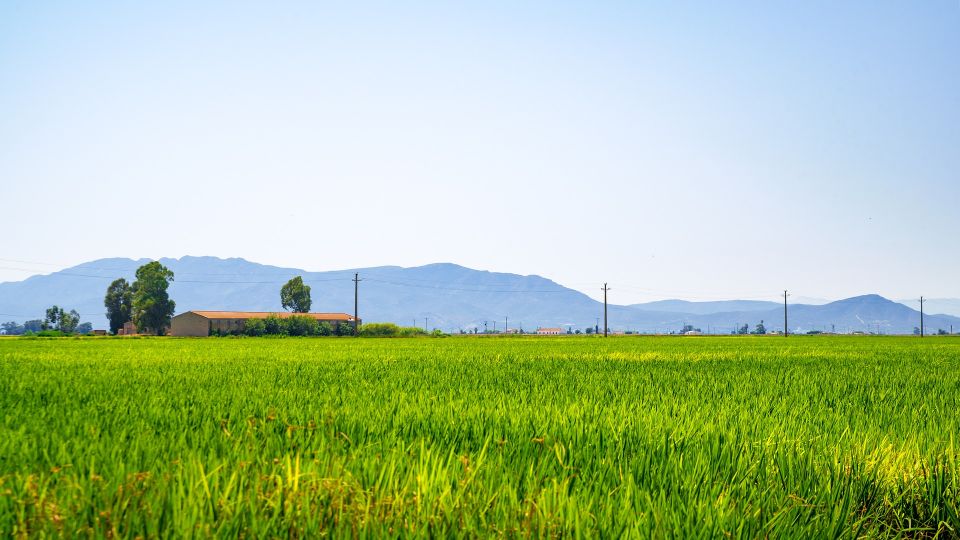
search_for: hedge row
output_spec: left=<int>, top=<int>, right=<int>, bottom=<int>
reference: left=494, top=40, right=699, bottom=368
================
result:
left=356, top=323, right=433, bottom=337
left=212, top=317, right=437, bottom=337
left=214, top=315, right=351, bottom=337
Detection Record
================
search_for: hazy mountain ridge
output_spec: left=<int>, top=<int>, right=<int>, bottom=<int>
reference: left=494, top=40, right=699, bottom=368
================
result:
left=896, top=298, right=960, bottom=318
left=630, top=299, right=782, bottom=315
left=1, top=257, right=957, bottom=334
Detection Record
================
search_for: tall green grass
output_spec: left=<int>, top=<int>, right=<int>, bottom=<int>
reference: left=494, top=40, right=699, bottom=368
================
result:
left=0, top=336, right=958, bottom=537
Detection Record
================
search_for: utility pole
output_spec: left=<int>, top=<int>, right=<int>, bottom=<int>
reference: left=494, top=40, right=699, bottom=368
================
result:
left=352, top=273, right=362, bottom=335
left=505, top=316, right=508, bottom=334
left=425, top=317, right=429, bottom=331
left=601, top=283, right=611, bottom=337
left=484, top=321, right=488, bottom=334
left=595, top=317, right=600, bottom=335
left=920, top=297, right=924, bottom=337
left=783, top=290, right=788, bottom=337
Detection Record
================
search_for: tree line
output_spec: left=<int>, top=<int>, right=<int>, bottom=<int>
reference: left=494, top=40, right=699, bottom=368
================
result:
left=0, top=261, right=176, bottom=336
left=3, top=260, right=455, bottom=338
left=0, top=312, right=93, bottom=336
left=223, top=319, right=431, bottom=338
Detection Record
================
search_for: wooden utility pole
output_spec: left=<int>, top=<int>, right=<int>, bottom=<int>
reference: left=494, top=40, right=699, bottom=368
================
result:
left=920, top=297, right=924, bottom=337
left=505, top=316, right=508, bottom=334
left=602, top=283, right=611, bottom=337
left=783, top=290, right=788, bottom=337
left=352, top=273, right=361, bottom=335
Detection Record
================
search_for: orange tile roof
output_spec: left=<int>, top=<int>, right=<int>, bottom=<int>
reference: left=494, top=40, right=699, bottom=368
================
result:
left=188, top=311, right=355, bottom=321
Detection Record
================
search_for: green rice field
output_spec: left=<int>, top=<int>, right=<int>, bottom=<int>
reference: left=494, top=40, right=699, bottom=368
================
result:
left=1, top=336, right=958, bottom=537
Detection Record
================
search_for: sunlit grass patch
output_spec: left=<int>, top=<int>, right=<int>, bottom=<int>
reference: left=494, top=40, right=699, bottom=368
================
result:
left=0, top=336, right=958, bottom=536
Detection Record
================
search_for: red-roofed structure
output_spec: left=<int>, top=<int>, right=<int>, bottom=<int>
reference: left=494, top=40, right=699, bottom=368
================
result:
left=171, top=310, right=358, bottom=337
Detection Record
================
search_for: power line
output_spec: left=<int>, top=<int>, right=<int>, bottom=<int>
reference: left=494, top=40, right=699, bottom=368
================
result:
left=0, top=266, right=351, bottom=285
left=0, top=266, right=575, bottom=293
left=0, top=259, right=329, bottom=277
left=362, top=278, right=568, bottom=293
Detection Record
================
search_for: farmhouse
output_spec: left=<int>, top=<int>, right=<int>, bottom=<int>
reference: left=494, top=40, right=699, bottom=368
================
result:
left=536, top=327, right=563, bottom=335
left=171, top=311, right=359, bottom=337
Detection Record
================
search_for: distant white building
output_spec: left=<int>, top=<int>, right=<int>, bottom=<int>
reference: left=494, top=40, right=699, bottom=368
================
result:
left=537, top=327, right=563, bottom=335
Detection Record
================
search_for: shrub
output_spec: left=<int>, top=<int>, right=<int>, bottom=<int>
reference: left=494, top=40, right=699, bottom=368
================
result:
left=264, top=314, right=287, bottom=336
left=431, top=328, right=448, bottom=337
left=33, top=330, right=67, bottom=338
left=287, top=315, right=319, bottom=337
left=336, top=322, right=356, bottom=336
left=359, top=323, right=400, bottom=337
left=398, top=326, right=427, bottom=337
left=317, top=322, right=333, bottom=336
left=244, top=318, right=266, bottom=337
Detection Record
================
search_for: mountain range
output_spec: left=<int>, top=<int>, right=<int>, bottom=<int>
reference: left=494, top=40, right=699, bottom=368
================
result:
left=1, top=256, right=958, bottom=335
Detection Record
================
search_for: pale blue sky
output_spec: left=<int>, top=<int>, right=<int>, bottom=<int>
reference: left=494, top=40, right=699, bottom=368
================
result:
left=1, top=1, right=957, bottom=303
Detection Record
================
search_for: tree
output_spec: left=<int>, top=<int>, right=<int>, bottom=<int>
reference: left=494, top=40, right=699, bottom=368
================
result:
left=44, top=306, right=61, bottom=330
left=60, top=310, right=80, bottom=334
left=23, top=320, right=43, bottom=333
left=104, top=278, right=133, bottom=335
left=132, top=262, right=176, bottom=336
left=76, top=322, right=93, bottom=334
left=42, top=306, right=80, bottom=333
left=1, top=321, right=24, bottom=335
left=280, top=276, right=311, bottom=313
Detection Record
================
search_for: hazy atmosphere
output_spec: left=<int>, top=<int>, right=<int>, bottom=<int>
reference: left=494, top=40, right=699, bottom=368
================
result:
left=2, top=1, right=958, bottom=304
left=3, top=3, right=960, bottom=537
